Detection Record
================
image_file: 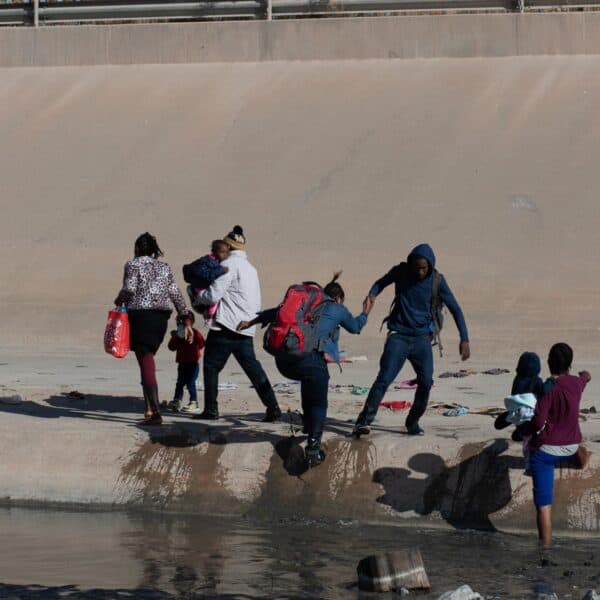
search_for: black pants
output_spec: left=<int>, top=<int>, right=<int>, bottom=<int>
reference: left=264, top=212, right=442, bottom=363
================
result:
left=276, top=352, right=329, bottom=443
left=203, top=327, right=278, bottom=416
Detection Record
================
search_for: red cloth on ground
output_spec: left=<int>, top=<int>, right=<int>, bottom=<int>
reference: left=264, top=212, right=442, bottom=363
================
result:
left=380, top=400, right=412, bottom=411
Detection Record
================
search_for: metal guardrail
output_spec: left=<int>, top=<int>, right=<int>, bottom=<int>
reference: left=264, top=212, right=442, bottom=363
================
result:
left=0, top=0, right=599, bottom=25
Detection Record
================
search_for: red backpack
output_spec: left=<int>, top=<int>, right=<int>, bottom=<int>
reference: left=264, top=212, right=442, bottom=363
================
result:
left=263, top=283, right=332, bottom=359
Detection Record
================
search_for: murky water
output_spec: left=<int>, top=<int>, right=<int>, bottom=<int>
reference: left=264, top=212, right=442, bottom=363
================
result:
left=0, top=506, right=598, bottom=599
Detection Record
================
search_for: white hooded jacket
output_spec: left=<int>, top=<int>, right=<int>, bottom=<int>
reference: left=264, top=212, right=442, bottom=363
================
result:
left=198, top=250, right=260, bottom=337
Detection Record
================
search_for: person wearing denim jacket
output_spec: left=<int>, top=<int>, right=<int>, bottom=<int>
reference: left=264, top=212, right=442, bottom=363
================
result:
left=239, top=274, right=373, bottom=468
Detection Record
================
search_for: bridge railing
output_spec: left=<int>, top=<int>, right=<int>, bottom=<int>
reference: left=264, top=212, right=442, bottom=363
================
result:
left=0, top=0, right=598, bottom=26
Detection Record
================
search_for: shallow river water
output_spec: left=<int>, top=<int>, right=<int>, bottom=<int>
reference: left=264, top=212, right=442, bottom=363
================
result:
left=0, top=506, right=598, bottom=599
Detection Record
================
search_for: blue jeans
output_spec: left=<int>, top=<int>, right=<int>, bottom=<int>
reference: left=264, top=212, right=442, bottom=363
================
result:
left=174, top=362, right=199, bottom=402
left=276, top=352, right=330, bottom=442
left=203, top=328, right=278, bottom=416
left=356, top=332, right=434, bottom=429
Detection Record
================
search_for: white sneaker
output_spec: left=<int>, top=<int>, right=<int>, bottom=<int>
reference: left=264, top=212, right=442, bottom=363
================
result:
left=183, top=402, right=201, bottom=414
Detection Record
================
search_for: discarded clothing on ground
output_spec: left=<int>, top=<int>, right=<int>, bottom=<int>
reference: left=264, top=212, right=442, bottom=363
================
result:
left=443, top=405, right=469, bottom=417
left=380, top=400, right=412, bottom=411
left=438, top=369, right=477, bottom=379
left=481, top=368, right=510, bottom=375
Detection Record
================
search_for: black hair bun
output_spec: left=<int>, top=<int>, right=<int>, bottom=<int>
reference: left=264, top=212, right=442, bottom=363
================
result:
left=233, top=225, right=244, bottom=235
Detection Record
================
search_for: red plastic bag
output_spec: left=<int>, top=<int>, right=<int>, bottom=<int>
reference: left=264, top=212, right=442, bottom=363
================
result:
left=104, top=307, right=130, bottom=359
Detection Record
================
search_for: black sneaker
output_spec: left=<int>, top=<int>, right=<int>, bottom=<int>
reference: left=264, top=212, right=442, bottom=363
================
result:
left=305, top=447, right=326, bottom=469
left=406, top=424, right=425, bottom=436
left=192, top=411, right=219, bottom=421
left=262, top=408, right=282, bottom=423
left=352, top=424, right=371, bottom=438
left=167, top=400, right=181, bottom=413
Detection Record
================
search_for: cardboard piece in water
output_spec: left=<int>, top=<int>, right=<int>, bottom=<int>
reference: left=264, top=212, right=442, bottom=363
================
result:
left=357, top=549, right=430, bottom=592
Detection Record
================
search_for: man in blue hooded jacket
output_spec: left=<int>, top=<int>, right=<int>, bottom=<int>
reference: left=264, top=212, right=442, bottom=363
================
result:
left=353, top=244, right=470, bottom=436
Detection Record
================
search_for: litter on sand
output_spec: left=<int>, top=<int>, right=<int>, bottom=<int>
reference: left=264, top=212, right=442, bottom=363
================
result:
left=439, top=369, right=478, bottom=379
left=380, top=400, right=412, bottom=411
left=273, top=381, right=300, bottom=389
left=351, top=386, right=370, bottom=395
left=443, top=406, right=469, bottom=417
left=481, top=368, right=511, bottom=375
left=197, top=381, right=238, bottom=391
left=394, top=379, right=436, bottom=390
left=395, top=379, right=418, bottom=389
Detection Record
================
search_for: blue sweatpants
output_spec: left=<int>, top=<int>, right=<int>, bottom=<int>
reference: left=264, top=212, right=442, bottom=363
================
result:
left=529, top=449, right=576, bottom=508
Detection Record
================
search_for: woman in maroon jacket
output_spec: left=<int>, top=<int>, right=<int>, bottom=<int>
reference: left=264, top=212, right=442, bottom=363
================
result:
left=524, top=343, right=591, bottom=546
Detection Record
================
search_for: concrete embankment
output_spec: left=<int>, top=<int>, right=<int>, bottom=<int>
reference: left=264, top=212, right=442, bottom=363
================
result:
left=1, top=355, right=599, bottom=535
left=4, top=14, right=600, bottom=66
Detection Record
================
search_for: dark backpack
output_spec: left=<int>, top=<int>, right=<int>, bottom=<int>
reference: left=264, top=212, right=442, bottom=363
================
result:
left=263, top=283, right=332, bottom=359
left=382, top=268, right=445, bottom=356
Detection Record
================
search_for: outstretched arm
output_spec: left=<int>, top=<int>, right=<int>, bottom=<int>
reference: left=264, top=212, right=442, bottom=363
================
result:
left=237, top=307, right=278, bottom=331
left=337, top=296, right=373, bottom=334
left=368, top=265, right=399, bottom=299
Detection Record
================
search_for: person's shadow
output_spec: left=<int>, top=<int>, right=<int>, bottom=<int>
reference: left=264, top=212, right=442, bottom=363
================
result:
left=373, top=439, right=524, bottom=530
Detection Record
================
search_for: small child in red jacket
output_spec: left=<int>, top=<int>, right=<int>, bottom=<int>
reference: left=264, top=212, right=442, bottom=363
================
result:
left=167, top=314, right=205, bottom=413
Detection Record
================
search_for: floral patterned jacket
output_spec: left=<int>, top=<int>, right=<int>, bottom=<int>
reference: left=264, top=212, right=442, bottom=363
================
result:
left=118, top=256, right=188, bottom=313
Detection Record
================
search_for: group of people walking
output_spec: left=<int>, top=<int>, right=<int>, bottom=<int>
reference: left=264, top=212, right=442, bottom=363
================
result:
left=114, top=226, right=590, bottom=545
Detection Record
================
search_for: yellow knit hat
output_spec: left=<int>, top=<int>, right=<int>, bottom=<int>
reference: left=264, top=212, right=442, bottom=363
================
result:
left=224, top=225, right=246, bottom=250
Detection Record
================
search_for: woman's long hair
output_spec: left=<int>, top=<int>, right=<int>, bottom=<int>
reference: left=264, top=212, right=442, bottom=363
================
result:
left=135, top=232, right=163, bottom=259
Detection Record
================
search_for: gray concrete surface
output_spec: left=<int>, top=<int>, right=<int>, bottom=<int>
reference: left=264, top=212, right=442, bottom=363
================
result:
left=0, top=352, right=598, bottom=534
left=3, top=13, right=600, bottom=67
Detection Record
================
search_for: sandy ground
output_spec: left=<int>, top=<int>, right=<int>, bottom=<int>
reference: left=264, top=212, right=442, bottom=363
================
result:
left=1, top=56, right=600, bottom=530
left=1, top=57, right=600, bottom=361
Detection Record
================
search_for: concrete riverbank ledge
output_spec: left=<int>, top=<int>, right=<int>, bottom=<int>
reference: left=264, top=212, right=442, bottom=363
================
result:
left=1, top=358, right=598, bottom=536
left=4, top=13, right=600, bottom=67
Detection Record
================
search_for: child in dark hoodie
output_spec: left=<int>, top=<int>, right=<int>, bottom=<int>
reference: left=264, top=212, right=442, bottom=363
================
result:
left=495, top=352, right=549, bottom=431
left=494, top=352, right=555, bottom=472
left=183, top=240, right=230, bottom=325
left=354, top=243, right=470, bottom=437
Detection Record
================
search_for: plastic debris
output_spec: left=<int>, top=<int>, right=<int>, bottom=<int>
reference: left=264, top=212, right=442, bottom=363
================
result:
left=443, top=406, right=469, bottom=417
left=481, top=368, right=510, bottom=375
left=196, top=381, right=238, bottom=391
left=351, top=386, right=370, bottom=395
